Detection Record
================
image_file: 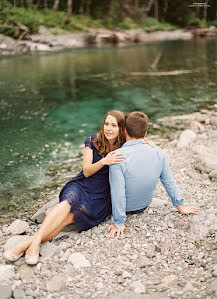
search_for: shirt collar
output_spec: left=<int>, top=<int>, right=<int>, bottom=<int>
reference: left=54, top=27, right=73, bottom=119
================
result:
left=122, top=139, right=145, bottom=147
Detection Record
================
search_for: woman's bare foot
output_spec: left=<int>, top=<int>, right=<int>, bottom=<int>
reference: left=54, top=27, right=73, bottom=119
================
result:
left=3, top=239, right=31, bottom=262
left=25, top=240, right=40, bottom=265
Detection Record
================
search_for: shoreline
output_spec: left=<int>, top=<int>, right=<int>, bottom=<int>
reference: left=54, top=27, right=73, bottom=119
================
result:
left=0, top=108, right=217, bottom=298
left=1, top=26, right=217, bottom=56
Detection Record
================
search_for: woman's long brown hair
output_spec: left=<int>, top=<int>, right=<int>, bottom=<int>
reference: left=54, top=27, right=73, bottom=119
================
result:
left=94, top=110, right=126, bottom=157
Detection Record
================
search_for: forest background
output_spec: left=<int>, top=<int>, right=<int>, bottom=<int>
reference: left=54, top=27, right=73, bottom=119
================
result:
left=0, top=0, right=217, bottom=39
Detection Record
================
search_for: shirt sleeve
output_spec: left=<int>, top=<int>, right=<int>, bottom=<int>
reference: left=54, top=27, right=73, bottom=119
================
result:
left=160, top=154, right=184, bottom=206
left=109, top=163, right=126, bottom=228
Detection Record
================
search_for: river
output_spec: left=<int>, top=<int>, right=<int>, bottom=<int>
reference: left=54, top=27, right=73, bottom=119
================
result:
left=0, top=39, right=217, bottom=221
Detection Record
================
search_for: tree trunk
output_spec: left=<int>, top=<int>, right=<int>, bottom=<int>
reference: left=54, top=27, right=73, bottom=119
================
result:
left=29, top=0, right=34, bottom=8
left=154, top=0, right=158, bottom=20
left=44, top=0, right=48, bottom=9
left=203, top=0, right=208, bottom=22
left=53, top=0, right=60, bottom=11
left=13, top=0, right=16, bottom=7
left=36, top=0, right=41, bottom=9
left=144, top=0, right=154, bottom=15
left=86, top=0, right=91, bottom=16
left=67, top=0, right=73, bottom=14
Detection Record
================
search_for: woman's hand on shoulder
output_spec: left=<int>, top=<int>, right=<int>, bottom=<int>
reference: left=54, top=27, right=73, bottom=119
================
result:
left=102, top=151, right=124, bottom=166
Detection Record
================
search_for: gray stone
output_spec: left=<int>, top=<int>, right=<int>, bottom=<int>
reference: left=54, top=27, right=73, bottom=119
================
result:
left=209, top=169, right=217, bottom=179
left=31, top=197, right=59, bottom=223
left=46, top=276, right=65, bottom=292
left=130, top=281, right=146, bottom=294
left=0, top=265, right=15, bottom=282
left=195, top=153, right=217, bottom=174
left=122, top=271, right=132, bottom=279
left=7, top=219, right=29, bottom=235
left=13, top=288, right=26, bottom=299
left=185, top=169, right=202, bottom=180
left=138, top=256, right=152, bottom=268
left=18, top=264, right=35, bottom=280
left=0, top=285, right=13, bottom=299
left=212, top=269, right=217, bottom=277
left=40, top=242, right=58, bottom=258
left=189, top=209, right=217, bottom=240
left=177, top=129, right=196, bottom=148
left=190, top=120, right=204, bottom=133
left=4, top=235, right=31, bottom=251
left=68, top=253, right=91, bottom=268
left=161, top=275, right=178, bottom=287
left=208, top=279, right=217, bottom=294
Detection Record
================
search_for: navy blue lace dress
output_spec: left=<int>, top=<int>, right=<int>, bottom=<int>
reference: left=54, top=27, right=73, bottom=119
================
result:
left=59, top=134, right=111, bottom=232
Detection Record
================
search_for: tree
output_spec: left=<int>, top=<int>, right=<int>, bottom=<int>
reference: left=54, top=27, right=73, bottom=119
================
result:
left=67, top=0, right=73, bottom=14
left=53, top=0, right=60, bottom=11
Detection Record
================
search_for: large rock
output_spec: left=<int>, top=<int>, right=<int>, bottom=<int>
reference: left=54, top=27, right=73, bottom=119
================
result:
left=40, top=242, right=59, bottom=258
left=0, top=285, right=13, bottom=299
left=13, top=288, right=26, bottom=299
left=189, top=209, right=217, bottom=240
left=7, top=219, right=30, bottom=235
left=209, top=169, right=217, bottom=179
left=4, top=235, right=31, bottom=251
left=161, top=275, right=178, bottom=287
left=31, top=197, right=59, bottom=223
left=130, top=281, right=146, bottom=294
left=0, top=265, right=15, bottom=282
left=18, top=264, right=35, bottom=280
left=208, top=279, right=217, bottom=295
left=68, top=252, right=91, bottom=268
left=177, top=130, right=196, bottom=148
left=195, top=153, right=217, bottom=174
left=46, top=276, right=65, bottom=292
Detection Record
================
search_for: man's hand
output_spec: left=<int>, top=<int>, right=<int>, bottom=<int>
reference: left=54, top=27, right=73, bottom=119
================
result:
left=108, top=224, right=125, bottom=238
left=176, top=205, right=199, bottom=215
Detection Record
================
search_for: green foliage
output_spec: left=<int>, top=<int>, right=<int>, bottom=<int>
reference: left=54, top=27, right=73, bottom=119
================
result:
left=207, top=21, right=217, bottom=28
left=143, top=17, right=177, bottom=31
left=187, top=18, right=207, bottom=28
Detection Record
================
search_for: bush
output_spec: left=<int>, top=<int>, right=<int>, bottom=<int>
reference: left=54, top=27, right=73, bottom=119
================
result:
left=187, top=18, right=207, bottom=28
left=143, top=17, right=177, bottom=31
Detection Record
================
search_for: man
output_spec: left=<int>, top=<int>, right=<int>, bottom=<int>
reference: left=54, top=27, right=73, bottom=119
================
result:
left=108, top=112, right=199, bottom=238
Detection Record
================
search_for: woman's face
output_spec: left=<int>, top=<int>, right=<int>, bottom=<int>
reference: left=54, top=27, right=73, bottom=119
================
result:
left=104, top=114, right=119, bottom=143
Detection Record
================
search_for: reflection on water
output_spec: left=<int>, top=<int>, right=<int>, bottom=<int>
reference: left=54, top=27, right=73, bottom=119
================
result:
left=0, top=39, right=217, bottom=220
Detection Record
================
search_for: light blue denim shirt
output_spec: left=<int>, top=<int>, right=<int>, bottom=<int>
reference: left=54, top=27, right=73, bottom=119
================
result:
left=109, top=139, right=184, bottom=228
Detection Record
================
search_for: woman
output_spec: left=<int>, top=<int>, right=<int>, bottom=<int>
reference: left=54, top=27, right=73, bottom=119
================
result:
left=4, top=110, right=125, bottom=265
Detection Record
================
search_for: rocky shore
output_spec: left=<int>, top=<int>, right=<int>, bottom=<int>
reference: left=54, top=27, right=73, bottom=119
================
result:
left=0, top=107, right=217, bottom=299
left=0, top=27, right=193, bottom=56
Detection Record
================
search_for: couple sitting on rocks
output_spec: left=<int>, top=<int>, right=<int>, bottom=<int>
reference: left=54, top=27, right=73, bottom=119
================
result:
left=4, top=110, right=199, bottom=265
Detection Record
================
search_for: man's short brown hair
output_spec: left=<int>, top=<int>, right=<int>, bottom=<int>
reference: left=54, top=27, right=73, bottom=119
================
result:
left=125, top=112, right=149, bottom=138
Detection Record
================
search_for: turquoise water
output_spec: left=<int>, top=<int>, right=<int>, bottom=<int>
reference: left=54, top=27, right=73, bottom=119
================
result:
left=0, top=39, right=217, bottom=220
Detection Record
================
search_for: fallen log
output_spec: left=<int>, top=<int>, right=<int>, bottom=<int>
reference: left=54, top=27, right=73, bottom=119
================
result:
left=129, top=70, right=193, bottom=76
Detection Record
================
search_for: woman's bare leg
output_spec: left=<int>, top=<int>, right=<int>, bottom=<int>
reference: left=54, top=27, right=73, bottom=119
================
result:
left=8, top=201, right=73, bottom=257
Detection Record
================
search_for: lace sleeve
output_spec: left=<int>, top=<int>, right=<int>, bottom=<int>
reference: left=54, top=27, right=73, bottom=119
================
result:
left=84, top=134, right=96, bottom=150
